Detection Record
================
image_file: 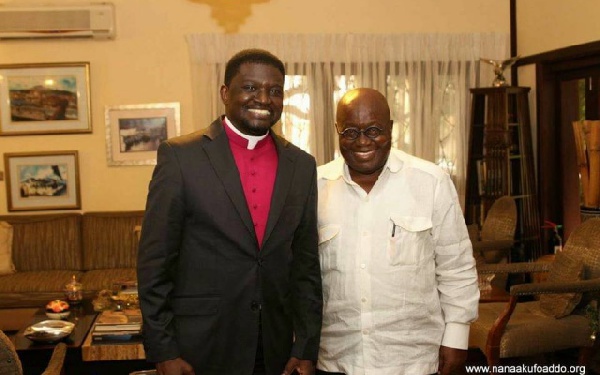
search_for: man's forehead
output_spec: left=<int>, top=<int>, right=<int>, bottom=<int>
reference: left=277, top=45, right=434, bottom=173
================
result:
left=339, top=102, right=388, bottom=122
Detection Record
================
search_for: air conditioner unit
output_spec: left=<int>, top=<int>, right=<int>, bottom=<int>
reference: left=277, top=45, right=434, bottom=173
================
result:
left=0, top=2, right=115, bottom=40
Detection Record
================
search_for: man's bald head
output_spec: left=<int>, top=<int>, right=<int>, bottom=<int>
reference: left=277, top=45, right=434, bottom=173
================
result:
left=336, top=88, right=391, bottom=124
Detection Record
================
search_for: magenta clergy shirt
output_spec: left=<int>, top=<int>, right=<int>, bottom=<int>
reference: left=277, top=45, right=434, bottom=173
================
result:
left=223, top=121, right=278, bottom=248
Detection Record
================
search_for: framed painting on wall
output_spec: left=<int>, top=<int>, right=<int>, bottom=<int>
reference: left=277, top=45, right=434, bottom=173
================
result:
left=0, top=62, right=91, bottom=136
left=4, top=151, right=81, bottom=211
left=105, top=102, right=181, bottom=166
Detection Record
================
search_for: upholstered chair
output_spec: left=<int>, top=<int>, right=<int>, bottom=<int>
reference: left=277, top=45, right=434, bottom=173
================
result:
left=0, top=329, right=66, bottom=375
left=469, top=195, right=518, bottom=289
left=469, top=217, right=600, bottom=370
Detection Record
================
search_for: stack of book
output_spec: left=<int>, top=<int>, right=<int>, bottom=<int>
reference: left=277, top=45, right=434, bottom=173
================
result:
left=91, top=309, right=143, bottom=344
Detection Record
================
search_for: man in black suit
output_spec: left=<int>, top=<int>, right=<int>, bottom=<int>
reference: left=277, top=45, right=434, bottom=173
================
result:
left=138, top=49, right=322, bottom=375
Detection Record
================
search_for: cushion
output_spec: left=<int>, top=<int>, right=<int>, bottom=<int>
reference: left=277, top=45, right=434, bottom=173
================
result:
left=0, top=221, right=16, bottom=275
left=539, top=251, right=584, bottom=318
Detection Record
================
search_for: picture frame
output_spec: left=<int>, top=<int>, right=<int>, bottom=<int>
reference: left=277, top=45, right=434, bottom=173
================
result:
left=4, top=151, right=81, bottom=211
left=0, top=62, right=91, bottom=136
left=105, top=102, right=181, bottom=166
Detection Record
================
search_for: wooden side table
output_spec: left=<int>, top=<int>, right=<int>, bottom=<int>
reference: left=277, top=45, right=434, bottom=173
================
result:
left=81, top=314, right=146, bottom=361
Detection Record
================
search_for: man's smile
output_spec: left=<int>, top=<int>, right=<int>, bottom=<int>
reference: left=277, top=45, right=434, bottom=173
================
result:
left=352, top=150, right=376, bottom=160
left=247, top=108, right=272, bottom=117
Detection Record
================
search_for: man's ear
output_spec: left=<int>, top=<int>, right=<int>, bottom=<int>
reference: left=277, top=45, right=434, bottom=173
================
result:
left=220, top=85, right=229, bottom=104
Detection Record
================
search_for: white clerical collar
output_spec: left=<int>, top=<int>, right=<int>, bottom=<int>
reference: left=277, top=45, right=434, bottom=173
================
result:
left=224, top=117, right=269, bottom=150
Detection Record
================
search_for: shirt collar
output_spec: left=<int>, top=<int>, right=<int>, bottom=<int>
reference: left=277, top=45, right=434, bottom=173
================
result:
left=224, top=116, right=269, bottom=150
left=319, top=149, right=404, bottom=181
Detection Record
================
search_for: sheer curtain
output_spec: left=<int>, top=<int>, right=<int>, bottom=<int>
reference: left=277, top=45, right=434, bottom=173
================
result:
left=186, top=33, right=509, bottom=204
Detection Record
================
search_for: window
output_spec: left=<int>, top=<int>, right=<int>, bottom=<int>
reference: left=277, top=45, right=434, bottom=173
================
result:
left=282, top=69, right=460, bottom=179
left=187, top=33, right=509, bottom=203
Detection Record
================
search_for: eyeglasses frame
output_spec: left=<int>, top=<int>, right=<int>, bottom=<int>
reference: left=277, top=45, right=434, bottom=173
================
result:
left=335, top=123, right=386, bottom=140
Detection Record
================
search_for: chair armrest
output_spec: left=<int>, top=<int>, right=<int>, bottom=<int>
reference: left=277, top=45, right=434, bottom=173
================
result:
left=472, top=239, right=514, bottom=253
left=41, top=342, right=67, bottom=375
left=477, top=261, right=551, bottom=275
left=485, top=277, right=600, bottom=363
left=510, top=278, right=600, bottom=296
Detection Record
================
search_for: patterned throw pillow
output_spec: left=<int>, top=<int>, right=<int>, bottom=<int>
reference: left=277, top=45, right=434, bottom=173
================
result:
left=0, top=221, right=16, bottom=275
left=539, top=251, right=584, bottom=318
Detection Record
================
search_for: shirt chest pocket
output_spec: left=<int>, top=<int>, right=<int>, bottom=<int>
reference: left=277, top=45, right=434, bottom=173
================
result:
left=318, top=225, right=341, bottom=271
left=388, top=215, right=432, bottom=266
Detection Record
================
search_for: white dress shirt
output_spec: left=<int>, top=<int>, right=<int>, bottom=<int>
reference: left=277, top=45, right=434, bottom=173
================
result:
left=316, top=149, right=479, bottom=375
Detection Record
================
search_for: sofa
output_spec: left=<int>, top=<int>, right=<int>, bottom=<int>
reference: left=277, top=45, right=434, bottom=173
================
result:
left=0, top=211, right=144, bottom=308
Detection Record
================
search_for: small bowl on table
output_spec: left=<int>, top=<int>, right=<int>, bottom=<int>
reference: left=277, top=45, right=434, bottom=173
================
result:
left=45, top=299, right=71, bottom=320
left=45, top=310, right=71, bottom=320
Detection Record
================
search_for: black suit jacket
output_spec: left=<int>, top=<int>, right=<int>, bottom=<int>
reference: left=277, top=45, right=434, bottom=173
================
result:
left=137, top=118, right=322, bottom=375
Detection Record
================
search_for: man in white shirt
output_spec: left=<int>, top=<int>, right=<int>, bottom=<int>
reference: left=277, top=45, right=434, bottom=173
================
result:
left=316, top=88, right=479, bottom=375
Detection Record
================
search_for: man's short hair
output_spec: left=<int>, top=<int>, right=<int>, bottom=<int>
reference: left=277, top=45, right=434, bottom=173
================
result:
left=224, top=49, right=285, bottom=86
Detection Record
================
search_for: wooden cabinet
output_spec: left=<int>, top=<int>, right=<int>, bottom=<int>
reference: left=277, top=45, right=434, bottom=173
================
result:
left=465, top=86, right=542, bottom=260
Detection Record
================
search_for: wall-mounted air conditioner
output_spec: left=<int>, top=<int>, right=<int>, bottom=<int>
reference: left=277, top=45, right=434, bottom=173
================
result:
left=0, top=2, right=115, bottom=40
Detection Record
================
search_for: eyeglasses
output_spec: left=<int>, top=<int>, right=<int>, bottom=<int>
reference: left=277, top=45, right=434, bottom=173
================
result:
left=336, top=125, right=385, bottom=140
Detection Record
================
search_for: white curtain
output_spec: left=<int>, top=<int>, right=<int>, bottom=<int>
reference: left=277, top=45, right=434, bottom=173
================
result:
left=186, top=33, right=509, bottom=205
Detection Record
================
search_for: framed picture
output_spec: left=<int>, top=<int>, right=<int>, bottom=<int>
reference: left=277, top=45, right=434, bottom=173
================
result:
left=0, top=62, right=91, bottom=136
left=105, top=102, right=181, bottom=166
left=4, top=151, right=81, bottom=211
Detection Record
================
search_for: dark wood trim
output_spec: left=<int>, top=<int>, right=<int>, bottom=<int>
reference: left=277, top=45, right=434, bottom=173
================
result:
left=515, top=40, right=600, bottom=67
left=510, top=0, right=518, bottom=85
left=526, top=40, right=600, bottom=247
left=536, top=63, right=561, bottom=239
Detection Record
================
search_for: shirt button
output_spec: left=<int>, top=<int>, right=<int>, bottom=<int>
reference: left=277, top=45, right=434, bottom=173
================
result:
left=252, top=188, right=257, bottom=193
left=361, top=297, right=367, bottom=303
left=362, top=329, right=369, bottom=335
left=360, top=263, right=366, bottom=269
left=253, top=204, right=258, bottom=209
left=253, top=222, right=258, bottom=227
left=250, top=301, right=261, bottom=312
left=251, top=170, right=256, bottom=176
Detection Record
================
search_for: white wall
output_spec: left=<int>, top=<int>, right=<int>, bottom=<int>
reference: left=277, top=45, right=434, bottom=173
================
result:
left=517, top=0, right=600, bottom=56
left=0, top=0, right=509, bottom=214
left=517, top=0, right=600, bottom=108
left=516, top=1, right=600, bottom=181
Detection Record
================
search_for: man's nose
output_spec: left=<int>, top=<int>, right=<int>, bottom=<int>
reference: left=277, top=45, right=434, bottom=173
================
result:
left=254, top=88, right=271, bottom=104
left=355, top=131, right=373, bottom=144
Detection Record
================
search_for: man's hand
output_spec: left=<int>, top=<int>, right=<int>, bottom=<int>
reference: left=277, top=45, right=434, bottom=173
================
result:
left=156, top=357, right=195, bottom=375
left=437, top=346, right=467, bottom=375
left=282, top=357, right=315, bottom=375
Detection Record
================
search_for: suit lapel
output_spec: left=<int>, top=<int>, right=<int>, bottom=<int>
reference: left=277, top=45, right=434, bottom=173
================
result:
left=262, top=135, right=296, bottom=248
left=203, top=119, right=257, bottom=244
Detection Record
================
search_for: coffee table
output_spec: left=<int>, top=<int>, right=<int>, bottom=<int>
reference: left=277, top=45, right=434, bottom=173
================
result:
left=13, top=303, right=96, bottom=351
left=12, top=301, right=97, bottom=375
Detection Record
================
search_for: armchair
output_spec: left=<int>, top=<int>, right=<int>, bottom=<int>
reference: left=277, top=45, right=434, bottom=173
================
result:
left=469, top=195, right=517, bottom=289
left=0, top=329, right=66, bottom=375
left=469, top=217, right=600, bottom=369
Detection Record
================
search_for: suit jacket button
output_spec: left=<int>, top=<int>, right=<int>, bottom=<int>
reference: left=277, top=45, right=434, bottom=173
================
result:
left=250, top=301, right=261, bottom=311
